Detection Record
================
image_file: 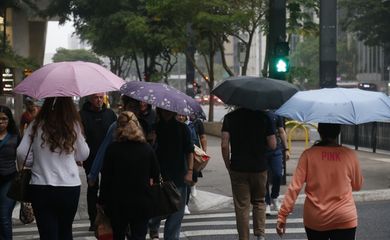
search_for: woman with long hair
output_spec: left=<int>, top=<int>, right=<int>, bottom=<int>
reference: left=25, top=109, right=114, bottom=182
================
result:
left=98, top=111, right=160, bottom=240
left=276, top=123, right=363, bottom=240
left=17, top=97, right=89, bottom=240
left=0, top=105, right=19, bottom=240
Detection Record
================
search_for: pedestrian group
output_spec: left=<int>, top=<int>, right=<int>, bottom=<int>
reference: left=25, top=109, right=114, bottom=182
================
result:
left=0, top=92, right=363, bottom=240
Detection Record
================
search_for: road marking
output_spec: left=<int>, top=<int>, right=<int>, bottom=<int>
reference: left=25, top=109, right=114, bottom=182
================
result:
left=181, top=219, right=303, bottom=227
left=370, top=157, right=390, bottom=163
left=13, top=213, right=305, bottom=239
left=178, top=228, right=306, bottom=238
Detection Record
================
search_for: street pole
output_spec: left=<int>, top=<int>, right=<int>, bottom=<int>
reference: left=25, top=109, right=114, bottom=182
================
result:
left=268, top=0, right=286, bottom=80
left=319, top=0, right=337, bottom=88
left=268, top=0, right=288, bottom=185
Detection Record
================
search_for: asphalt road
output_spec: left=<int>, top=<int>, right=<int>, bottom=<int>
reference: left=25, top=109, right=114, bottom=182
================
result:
left=12, top=200, right=390, bottom=239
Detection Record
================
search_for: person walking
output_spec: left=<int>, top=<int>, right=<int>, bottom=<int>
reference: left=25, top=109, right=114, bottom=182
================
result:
left=87, top=95, right=150, bottom=185
left=79, top=92, right=117, bottom=231
left=276, top=123, right=363, bottom=240
left=98, top=111, right=160, bottom=240
left=176, top=115, right=207, bottom=215
left=0, top=106, right=20, bottom=240
left=17, top=97, right=90, bottom=240
left=221, top=107, right=276, bottom=240
left=148, top=108, right=194, bottom=240
left=265, top=111, right=290, bottom=215
left=19, top=97, right=40, bottom=136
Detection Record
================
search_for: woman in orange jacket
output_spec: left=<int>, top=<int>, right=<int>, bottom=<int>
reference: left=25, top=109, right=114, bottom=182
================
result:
left=276, top=123, right=363, bottom=240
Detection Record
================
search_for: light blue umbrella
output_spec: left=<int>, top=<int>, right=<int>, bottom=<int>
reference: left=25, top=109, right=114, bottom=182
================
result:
left=275, top=88, right=390, bottom=125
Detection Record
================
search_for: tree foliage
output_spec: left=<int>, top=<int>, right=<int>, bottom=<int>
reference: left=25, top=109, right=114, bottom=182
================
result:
left=289, top=35, right=358, bottom=88
left=42, top=0, right=179, bottom=82
left=340, top=0, right=390, bottom=49
left=52, top=47, right=102, bottom=64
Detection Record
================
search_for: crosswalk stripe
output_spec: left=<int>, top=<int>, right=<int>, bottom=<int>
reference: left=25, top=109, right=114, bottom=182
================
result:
left=13, top=222, right=90, bottom=233
left=181, top=218, right=303, bottom=227
left=182, top=211, right=284, bottom=220
left=178, top=228, right=306, bottom=237
left=13, top=214, right=305, bottom=239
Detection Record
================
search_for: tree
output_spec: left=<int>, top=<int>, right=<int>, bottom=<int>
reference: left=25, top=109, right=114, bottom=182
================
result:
left=340, top=0, right=390, bottom=49
left=289, top=35, right=357, bottom=88
left=289, top=36, right=319, bottom=89
left=52, top=48, right=102, bottom=64
left=42, top=0, right=178, bottom=82
left=147, top=0, right=233, bottom=121
left=217, top=0, right=319, bottom=77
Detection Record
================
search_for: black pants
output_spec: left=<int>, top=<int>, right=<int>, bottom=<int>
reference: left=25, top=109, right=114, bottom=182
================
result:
left=305, top=226, right=356, bottom=240
left=111, top=216, right=148, bottom=240
left=30, top=185, right=80, bottom=240
left=86, top=173, right=99, bottom=226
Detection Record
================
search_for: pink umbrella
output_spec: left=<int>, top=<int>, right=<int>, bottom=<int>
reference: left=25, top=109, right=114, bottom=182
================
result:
left=14, top=61, right=125, bottom=99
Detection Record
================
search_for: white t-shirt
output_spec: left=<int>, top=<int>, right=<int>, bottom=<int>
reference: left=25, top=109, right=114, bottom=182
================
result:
left=17, top=122, right=90, bottom=187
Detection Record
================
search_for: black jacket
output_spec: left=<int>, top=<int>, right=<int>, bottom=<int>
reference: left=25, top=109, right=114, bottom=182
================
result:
left=79, top=102, right=117, bottom=171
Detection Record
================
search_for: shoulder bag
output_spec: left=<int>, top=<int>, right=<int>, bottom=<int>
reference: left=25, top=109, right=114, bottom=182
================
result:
left=7, top=140, right=33, bottom=202
left=147, top=179, right=181, bottom=219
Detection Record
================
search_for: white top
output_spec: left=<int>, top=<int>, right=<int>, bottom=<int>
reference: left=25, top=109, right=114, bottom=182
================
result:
left=17, top=122, right=90, bottom=187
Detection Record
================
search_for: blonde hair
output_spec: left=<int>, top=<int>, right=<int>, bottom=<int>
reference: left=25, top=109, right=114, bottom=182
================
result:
left=115, top=111, right=146, bottom=143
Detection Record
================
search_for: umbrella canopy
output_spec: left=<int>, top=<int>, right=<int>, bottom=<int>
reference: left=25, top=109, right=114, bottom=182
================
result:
left=275, top=88, right=390, bottom=125
left=13, top=61, right=125, bottom=99
left=211, top=76, right=299, bottom=110
left=120, top=81, right=206, bottom=119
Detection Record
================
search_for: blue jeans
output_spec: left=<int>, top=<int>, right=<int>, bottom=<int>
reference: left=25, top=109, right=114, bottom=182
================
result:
left=148, top=185, right=187, bottom=240
left=265, top=150, right=283, bottom=205
left=30, top=185, right=80, bottom=240
left=0, top=177, right=16, bottom=240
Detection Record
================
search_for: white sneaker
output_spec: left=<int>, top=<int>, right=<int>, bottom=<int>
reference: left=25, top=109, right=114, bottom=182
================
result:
left=271, top=198, right=281, bottom=211
left=190, top=185, right=197, bottom=197
left=265, top=204, right=271, bottom=216
left=184, top=205, right=191, bottom=214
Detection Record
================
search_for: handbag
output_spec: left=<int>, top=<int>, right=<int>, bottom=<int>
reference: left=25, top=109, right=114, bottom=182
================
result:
left=19, top=202, right=35, bottom=224
left=193, top=144, right=210, bottom=172
left=147, top=180, right=181, bottom=218
left=94, top=207, right=113, bottom=240
left=7, top=140, right=33, bottom=202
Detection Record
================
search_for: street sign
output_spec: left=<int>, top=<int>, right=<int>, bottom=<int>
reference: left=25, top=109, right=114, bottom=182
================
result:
left=1, top=66, right=15, bottom=95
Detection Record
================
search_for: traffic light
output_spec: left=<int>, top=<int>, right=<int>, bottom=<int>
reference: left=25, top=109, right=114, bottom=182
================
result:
left=273, top=42, right=290, bottom=73
left=275, top=57, right=289, bottom=73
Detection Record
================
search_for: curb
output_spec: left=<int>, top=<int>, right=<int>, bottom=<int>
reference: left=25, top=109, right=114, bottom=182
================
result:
left=190, top=188, right=390, bottom=212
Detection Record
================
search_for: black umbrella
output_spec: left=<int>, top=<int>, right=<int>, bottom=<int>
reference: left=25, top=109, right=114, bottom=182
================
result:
left=211, top=76, right=299, bottom=110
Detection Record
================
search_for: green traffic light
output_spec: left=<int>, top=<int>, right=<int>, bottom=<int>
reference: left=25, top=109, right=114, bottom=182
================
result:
left=275, top=58, right=289, bottom=73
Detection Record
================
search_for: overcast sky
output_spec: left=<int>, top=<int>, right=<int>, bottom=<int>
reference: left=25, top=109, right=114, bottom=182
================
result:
left=45, top=21, right=75, bottom=53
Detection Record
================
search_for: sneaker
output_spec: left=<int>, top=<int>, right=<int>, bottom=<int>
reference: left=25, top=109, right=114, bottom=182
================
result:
left=256, top=236, right=265, bottom=240
left=184, top=205, right=191, bottom=214
left=271, top=198, right=281, bottom=212
left=190, top=185, right=197, bottom=197
left=265, top=204, right=271, bottom=216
